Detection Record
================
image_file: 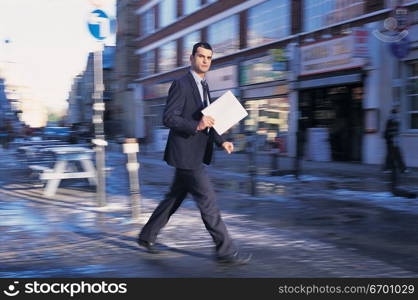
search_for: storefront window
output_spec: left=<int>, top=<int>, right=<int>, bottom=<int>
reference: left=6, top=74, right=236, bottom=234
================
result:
left=184, top=0, right=201, bottom=15
left=159, top=41, right=177, bottom=73
left=407, top=60, right=418, bottom=130
left=240, top=51, right=288, bottom=86
left=140, top=8, right=155, bottom=37
left=244, top=97, right=289, bottom=151
left=182, top=31, right=201, bottom=66
left=304, top=0, right=365, bottom=32
left=140, top=50, right=155, bottom=78
left=299, top=85, right=363, bottom=161
left=207, top=15, right=239, bottom=57
left=247, top=0, right=290, bottom=48
left=159, top=0, right=177, bottom=28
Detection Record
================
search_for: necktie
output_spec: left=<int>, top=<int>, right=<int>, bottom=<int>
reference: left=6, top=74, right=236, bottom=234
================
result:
left=201, top=80, right=209, bottom=108
left=201, top=80, right=210, bottom=133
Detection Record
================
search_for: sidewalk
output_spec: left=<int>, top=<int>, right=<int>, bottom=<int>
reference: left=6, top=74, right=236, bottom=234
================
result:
left=1, top=147, right=418, bottom=277
left=140, top=148, right=418, bottom=195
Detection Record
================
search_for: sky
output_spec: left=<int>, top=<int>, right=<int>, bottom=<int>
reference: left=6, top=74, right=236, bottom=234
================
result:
left=0, top=0, right=116, bottom=118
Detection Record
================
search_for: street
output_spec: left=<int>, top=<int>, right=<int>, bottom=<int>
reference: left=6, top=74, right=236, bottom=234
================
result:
left=0, top=146, right=417, bottom=277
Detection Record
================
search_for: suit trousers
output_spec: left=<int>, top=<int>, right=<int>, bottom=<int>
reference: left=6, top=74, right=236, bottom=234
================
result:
left=139, top=166, right=236, bottom=257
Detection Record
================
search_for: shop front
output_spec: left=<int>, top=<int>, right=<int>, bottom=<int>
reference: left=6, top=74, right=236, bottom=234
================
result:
left=297, top=32, right=368, bottom=162
left=299, top=84, right=364, bottom=161
left=240, top=49, right=290, bottom=154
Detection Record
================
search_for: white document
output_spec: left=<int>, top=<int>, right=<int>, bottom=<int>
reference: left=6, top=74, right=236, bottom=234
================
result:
left=201, top=90, right=248, bottom=135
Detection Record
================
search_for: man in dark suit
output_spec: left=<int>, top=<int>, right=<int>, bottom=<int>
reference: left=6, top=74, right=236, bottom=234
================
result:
left=137, top=42, right=251, bottom=265
left=383, top=107, right=408, bottom=173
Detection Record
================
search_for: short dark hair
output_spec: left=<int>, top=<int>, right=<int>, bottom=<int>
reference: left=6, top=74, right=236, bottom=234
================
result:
left=192, top=42, right=212, bottom=56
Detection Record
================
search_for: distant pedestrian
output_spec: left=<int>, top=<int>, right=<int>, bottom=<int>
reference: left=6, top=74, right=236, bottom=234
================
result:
left=383, top=107, right=408, bottom=173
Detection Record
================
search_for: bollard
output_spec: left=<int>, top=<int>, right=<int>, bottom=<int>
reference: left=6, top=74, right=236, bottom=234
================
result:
left=123, top=138, right=141, bottom=220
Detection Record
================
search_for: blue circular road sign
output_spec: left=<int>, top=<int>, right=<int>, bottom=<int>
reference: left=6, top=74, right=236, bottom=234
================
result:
left=88, top=9, right=111, bottom=40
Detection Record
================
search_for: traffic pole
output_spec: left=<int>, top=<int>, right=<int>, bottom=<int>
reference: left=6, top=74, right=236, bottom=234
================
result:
left=92, top=45, right=107, bottom=207
left=86, top=8, right=114, bottom=207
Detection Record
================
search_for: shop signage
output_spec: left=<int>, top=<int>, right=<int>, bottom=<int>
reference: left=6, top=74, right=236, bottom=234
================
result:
left=352, top=28, right=369, bottom=58
left=240, top=49, right=288, bottom=85
left=300, top=34, right=366, bottom=76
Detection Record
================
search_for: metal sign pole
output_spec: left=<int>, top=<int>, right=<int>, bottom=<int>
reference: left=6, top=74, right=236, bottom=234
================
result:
left=87, top=7, right=115, bottom=207
left=93, top=44, right=107, bottom=207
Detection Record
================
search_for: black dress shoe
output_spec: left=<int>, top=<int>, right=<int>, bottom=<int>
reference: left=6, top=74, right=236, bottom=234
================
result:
left=216, top=251, right=252, bottom=265
left=137, top=239, right=160, bottom=254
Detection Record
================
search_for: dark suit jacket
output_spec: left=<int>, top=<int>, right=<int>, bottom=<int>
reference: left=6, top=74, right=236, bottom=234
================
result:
left=163, top=71, right=225, bottom=169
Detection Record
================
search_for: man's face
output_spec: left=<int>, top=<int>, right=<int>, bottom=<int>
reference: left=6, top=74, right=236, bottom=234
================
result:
left=190, top=47, right=212, bottom=76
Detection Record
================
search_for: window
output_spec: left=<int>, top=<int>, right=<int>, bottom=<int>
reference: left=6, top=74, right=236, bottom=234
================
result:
left=207, top=15, right=239, bottom=57
left=140, top=51, right=155, bottom=78
left=244, top=98, right=290, bottom=151
left=184, top=0, right=201, bottom=15
left=247, top=0, right=290, bottom=48
left=159, top=0, right=177, bottom=28
left=304, top=0, right=365, bottom=32
left=182, top=31, right=201, bottom=66
left=407, top=60, right=418, bottom=130
left=159, top=41, right=177, bottom=73
left=140, top=8, right=155, bottom=37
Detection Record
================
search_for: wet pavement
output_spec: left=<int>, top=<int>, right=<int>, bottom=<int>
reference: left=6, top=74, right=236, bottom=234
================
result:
left=1, top=145, right=418, bottom=277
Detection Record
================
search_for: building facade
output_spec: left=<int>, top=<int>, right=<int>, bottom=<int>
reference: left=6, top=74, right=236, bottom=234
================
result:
left=66, top=46, right=116, bottom=137
left=131, top=0, right=418, bottom=166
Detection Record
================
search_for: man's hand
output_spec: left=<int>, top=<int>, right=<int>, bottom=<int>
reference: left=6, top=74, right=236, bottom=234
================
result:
left=197, top=115, right=215, bottom=131
left=222, top=141, right=234, bottom=154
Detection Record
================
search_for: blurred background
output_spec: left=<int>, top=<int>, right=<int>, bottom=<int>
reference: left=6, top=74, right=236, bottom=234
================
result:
left=0, top=0, right=417, bottom=166
left=1, top=0, right=418, bottom=278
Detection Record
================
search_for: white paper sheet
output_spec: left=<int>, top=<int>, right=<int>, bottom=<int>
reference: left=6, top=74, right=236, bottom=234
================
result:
left=201, top=90, right=248, bottom=135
